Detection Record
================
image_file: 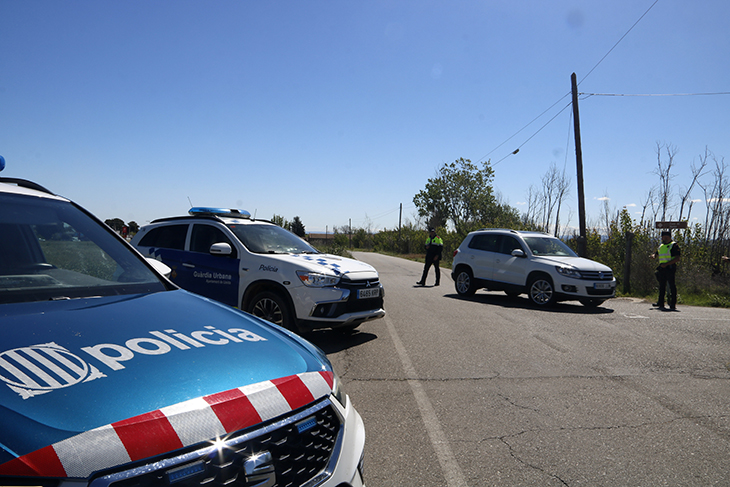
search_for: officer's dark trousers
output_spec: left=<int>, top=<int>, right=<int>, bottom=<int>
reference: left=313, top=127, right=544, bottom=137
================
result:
left=420, top=258, right=440, bottom=284
left=655, top=265, right=677, bottom=307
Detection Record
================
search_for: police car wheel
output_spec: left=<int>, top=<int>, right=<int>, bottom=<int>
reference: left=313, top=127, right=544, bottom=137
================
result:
left=248, top=291, right=294, bottom=331
left=528, top=275, right=556, bottom=306
left=454, top=268, right=476, bottom=296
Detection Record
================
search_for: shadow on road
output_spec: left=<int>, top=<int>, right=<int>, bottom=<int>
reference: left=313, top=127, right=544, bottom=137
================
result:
left=303, top=329, right=378, bottom=354
left=444, top=291, right=615, bottom=315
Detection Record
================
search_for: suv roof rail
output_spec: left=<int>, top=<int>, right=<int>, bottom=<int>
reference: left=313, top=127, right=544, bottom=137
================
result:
left=0, top=177, right=54, bottom=195
left=189, top=207, right=251, bottom=219
left=474, top=228, right=519, bottom=233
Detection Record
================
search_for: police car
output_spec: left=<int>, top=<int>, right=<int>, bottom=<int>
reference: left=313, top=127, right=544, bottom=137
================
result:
left=131, top=208, right=385, bottom=333
left=0, top=173, right=366, bottom=486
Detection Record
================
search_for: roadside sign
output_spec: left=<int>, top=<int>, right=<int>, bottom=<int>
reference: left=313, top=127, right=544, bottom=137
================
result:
left=655, top=221, right=688, bottom=229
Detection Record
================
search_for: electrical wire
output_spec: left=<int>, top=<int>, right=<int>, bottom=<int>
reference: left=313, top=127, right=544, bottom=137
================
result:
left=481, top=0, right=662, bottom=167
left=582, top=91, right=730, bottom=97
left=578, top=0, right=660, bottom=86
left=492, top=101, right=573, bottom=166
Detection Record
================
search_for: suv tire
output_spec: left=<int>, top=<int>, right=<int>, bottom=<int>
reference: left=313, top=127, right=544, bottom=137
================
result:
left=247, top=291, right=296, bottom=331
left=454, top=268, right=477, bottom=296
left=528, top=274, right=556, bottom=306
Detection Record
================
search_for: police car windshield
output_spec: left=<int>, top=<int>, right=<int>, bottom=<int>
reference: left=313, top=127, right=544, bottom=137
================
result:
left=0, top=193, right=167, bottom=304
left=523, top=236, right=578, bottom=257
left=227, top=223, right=319, bottom=255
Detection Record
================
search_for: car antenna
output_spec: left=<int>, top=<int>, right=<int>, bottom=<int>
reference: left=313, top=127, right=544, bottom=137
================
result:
left=253, top=209, right=257, bottom=221
left=187, top=196, right=193, bottom=208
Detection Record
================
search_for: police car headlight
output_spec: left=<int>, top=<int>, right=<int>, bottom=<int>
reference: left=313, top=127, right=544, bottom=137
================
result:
left=556, top=266, right=582, bottom=279
left=332, top=371, right=348, bottom=408
left=296, top=271, right=340, bottom=287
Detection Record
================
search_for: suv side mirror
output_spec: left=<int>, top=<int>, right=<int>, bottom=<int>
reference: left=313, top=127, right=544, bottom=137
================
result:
left=511, top=249, right=526, bottom=258
left=210, top=242, right=233, bottom=256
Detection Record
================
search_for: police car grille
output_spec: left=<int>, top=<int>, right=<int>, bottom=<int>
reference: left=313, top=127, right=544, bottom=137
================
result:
left=580, top=271, right=614, bottom=280
left=101, top=400, right=340, bottom=487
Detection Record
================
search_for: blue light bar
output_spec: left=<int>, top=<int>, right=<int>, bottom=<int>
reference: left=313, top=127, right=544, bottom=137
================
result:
left=189, top=207, right=251, bottom=219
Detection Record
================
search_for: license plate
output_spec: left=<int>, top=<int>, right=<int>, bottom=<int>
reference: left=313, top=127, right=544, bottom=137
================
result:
left=594, top=282, right=612, bottom=290
left=358, top=288, right=380, bottom=299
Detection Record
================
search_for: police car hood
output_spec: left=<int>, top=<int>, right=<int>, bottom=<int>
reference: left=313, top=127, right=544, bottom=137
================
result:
left=0, top=290, right=333, bottom=476
left=533, top=255, right=613, bottom=272
left=275, top=252, right=379, bottom=279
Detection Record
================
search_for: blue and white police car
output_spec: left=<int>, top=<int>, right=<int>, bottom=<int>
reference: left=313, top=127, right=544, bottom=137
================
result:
left=0, top=174, right=366, bottom=486
left=131, top=208, right=385, bottom=333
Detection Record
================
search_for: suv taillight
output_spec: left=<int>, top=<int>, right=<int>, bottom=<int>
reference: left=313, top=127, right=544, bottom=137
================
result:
left=453, top=249, right=460, bottom=257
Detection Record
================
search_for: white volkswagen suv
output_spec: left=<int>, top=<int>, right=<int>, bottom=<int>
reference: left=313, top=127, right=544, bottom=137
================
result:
left=452, top=229, right=616, bottom=307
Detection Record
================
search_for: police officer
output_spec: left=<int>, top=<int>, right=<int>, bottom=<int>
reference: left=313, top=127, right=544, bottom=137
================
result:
left=417, top=227, right=443, bottom=286
left=651, top=230, right=681, bottom=310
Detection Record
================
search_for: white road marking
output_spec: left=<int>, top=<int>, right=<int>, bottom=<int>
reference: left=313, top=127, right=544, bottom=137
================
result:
left=384, top=315, right=467, bottom=487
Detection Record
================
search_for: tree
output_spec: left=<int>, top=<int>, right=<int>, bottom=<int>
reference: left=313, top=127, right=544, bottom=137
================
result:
left=128, top=221, right=139, bottom=234
left=291, top=216, right=306, bottom=237
left=271, top=214, right=291, bottom=231
left=105, top=218, right=125, bottom=232
left=413, top=158, right=497, bottom=235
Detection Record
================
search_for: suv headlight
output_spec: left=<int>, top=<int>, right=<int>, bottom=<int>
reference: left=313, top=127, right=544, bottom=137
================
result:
left=296, top=270, right=340, bottom=287
left=556, top=266, right=582, bottom=279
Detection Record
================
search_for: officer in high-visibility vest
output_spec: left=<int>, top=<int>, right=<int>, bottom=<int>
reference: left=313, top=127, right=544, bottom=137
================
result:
left=416, top=227, right=443, bottom=286
left=651, top=230, right=681, bottom=310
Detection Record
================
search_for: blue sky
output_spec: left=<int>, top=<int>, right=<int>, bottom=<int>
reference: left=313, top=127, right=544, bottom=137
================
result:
left=1, top=1, right=728, bottom=234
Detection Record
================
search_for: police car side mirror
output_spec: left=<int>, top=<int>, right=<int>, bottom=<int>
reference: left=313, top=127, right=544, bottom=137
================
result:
left=511, top=249, right=526, bottom=258
left=146, top=257, right=172, bottom=278
left=210, top=242, right=232, bottom=256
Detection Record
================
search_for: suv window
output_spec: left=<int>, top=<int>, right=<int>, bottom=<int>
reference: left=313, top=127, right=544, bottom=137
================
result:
left=190, top=224, right=237, bottom=257
left=498, top=235, right=523, bottom=255
left=468, top=234, right=499, bottom=252
left=0, top=193, right=166, bottom=304
left=138, top=224, right=188, bottom=250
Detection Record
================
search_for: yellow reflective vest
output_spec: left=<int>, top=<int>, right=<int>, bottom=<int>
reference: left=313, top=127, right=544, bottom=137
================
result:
left=658, top=242, right=675, bottom=265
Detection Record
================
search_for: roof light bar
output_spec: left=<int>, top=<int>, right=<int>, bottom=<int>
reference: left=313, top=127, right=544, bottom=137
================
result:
left=188, top=207, right=252, bottom=219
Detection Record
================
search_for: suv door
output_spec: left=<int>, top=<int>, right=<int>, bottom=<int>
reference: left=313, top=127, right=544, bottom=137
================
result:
left=492, top=235, right=530, bottom=285
left=466, top=233, right=499, bottom=281
left=180, top=223, right=241, bottom=306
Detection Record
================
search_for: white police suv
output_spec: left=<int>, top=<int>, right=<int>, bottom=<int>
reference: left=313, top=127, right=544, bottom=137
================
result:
left=131, top=208, right=385, bottom=333
left=0, top=175, right=366, bottom=486
left=452, top=229, right=616, bottom=307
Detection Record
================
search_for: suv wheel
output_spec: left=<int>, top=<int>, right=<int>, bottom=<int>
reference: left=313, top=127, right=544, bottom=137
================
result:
left=248, top=291, right=295, bottom=331
left=528, top=275, right=556, bottom=306
left=454, top=268, right=476, bottom=296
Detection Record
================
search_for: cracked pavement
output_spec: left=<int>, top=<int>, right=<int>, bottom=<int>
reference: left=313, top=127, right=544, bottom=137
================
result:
left=307, top=252, right=730, bottom=486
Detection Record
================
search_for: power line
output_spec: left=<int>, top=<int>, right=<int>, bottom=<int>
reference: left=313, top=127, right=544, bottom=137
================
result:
left=492, top=101, right=572, bottom=166
left=578, top=0, right=660, bottom=86
left=581, top=91, right=730, bottom=97
left=482, top=0, right=661, bottom=167
left=477, top=93, right=570, bottom=164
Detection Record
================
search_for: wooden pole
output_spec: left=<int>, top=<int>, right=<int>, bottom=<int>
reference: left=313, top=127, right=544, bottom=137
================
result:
left=572, top=73, right=588, bottom=257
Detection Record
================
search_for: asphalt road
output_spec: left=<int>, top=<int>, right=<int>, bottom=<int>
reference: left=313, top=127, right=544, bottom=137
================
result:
left=306, top=252, right=730, bottom=486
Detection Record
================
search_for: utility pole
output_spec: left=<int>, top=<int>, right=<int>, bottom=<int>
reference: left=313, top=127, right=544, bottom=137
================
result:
left=572, top=72, right=588, bottom=257
left=399, top=203, right=402, bottom=234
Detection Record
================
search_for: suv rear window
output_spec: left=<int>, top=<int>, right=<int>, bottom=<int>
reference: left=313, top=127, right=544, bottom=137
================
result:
left=138, top=224, right=188, bottom=250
